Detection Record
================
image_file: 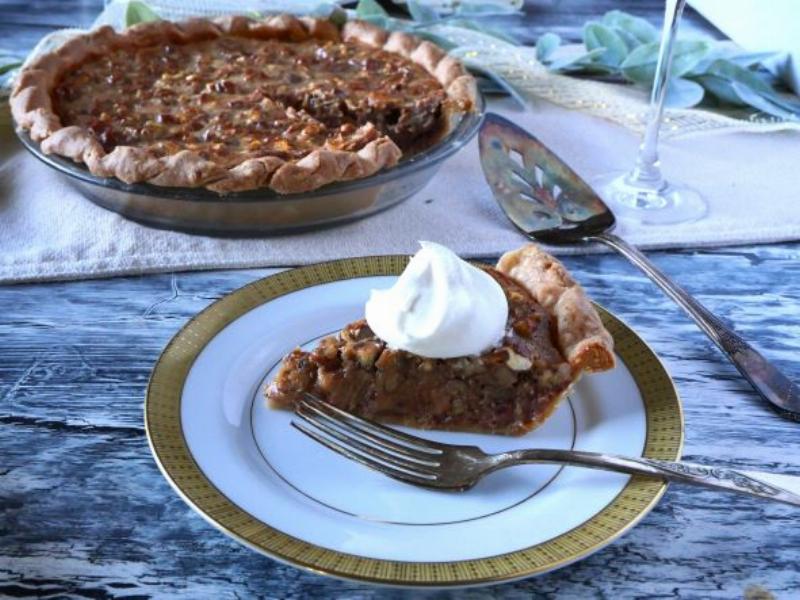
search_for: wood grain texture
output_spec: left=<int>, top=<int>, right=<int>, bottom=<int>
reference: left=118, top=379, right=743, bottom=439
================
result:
left=0, top=0, right=796, bottom=598
left=3, top=245, right=800, bottom=598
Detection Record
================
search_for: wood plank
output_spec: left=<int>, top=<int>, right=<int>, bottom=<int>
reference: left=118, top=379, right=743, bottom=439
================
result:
left=1, top=244, right=799, bottom=597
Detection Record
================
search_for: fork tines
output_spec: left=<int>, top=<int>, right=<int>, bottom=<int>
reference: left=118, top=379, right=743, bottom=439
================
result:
left=291, top=393, right=444, bottom=486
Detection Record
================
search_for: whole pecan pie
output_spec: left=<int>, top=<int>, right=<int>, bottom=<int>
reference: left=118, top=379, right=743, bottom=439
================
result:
left=267, top=245, right=615, bottom=436
left=10, top=15, right=477, bottom=194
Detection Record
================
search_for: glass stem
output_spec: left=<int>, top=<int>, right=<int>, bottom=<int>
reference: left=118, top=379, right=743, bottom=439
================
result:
left=627, top=0, right=687, bottom=196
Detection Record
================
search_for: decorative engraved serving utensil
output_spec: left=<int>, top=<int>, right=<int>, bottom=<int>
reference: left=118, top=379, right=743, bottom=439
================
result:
left=292, top=394, right=800, bottom=505
left=478, top=112, right=800, bottom=422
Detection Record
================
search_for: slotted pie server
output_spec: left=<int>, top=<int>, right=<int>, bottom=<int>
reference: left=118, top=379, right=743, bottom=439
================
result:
left=478, top=113, right=799, bottom=421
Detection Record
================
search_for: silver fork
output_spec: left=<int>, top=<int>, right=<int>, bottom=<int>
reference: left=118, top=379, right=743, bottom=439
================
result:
left=292, top=394, right=800, bottom=506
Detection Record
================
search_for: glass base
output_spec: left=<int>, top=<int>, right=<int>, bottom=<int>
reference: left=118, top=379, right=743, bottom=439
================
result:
left=592, top=171, right=707, bottom=226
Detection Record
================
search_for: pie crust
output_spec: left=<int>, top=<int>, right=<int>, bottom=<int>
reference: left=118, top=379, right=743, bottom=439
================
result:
left=267, top=244, right=615, bottom=435
left=497, top=244, right=616, bottom=373
left=10, top=15, right=477, bottom=194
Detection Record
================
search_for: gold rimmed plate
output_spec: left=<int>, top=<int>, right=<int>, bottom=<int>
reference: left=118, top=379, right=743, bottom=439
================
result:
left=145, top=256, right=683, bottom=587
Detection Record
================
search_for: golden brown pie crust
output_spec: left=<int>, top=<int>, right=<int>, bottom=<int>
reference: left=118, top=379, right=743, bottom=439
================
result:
left=10, top=15, right=478, bottom=194
left=496, top=244, right=616, bottom=373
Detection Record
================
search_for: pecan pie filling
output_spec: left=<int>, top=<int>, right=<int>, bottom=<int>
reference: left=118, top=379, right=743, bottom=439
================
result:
left=12, top=16, right=477, bottom=193
left=52, top=37, right=449, bottom=165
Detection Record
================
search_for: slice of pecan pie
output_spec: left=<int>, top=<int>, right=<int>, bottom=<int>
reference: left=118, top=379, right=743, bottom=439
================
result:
left=11, top=15, right=476, bottom=194
left=267, top=245, right=615, bottom=436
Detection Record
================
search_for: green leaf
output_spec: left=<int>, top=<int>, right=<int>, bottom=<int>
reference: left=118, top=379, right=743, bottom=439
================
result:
left=536, top=32, right=560, bottom=63
left=600, top=10, right=627, bottom=27
left=728, top=51, right=781, bottom=68
left=620, top=42, right=659, bottom=82
left=0, top=61, right=21, bottom=76
left=704, top=59, right=773, bottom=95
left=684, top=54, right=722, bottom=77
left=546, top=48, right=608, bottom=72
left=611, top=27, right=643, bottom=51
left=620, top=46, right=659, bottom=83
left=659, top=40, right=711, bottom=77
left=125, top=1, right=160, bottom=27
left=730, top=81, right=800, bottom=119
left=602, top=10, right=658, bottom=44
left=583, top=22, right=628, bottom=67
left=705, top=59, right=800, bottom=112
left=664, top=77, right=705, bottom=108
left=621, top=40, right=711, bottom=85
left=355, top=0, right=389, bottom=20
left=693, top=74, right=747, bottom=106
left=406, top=0, right=440, bottom=24
left=695, top=72, right=800, bottom=118
left=311, top=3, right=347, bottom=24
left=686, top=48, right=776, bottom=77
left=327, top=6, right=348, bottom=26
left=533, top=11, right=798, bottom=121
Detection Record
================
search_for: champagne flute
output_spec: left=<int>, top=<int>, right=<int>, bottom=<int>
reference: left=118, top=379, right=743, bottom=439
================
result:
left=592, top=0, right=707, bottom=225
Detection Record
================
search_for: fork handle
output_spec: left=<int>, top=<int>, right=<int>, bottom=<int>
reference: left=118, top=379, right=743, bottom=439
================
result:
left=499, top=449, right=800, bottom=506
left=587, top=231, right=800, bottom=421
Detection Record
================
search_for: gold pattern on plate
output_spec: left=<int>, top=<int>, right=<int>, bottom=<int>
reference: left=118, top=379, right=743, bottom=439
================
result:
left=145, top=256, right=684, bottom=586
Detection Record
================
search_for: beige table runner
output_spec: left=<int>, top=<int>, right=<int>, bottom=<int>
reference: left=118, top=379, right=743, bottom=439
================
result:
left=1, top=98, right=799, bottom=284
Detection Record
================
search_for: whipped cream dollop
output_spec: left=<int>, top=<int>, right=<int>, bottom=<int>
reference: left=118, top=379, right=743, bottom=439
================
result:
left=365, top=241, right=509, bottom=359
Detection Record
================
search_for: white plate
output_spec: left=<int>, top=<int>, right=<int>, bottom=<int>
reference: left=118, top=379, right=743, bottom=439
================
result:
left=146, top=256, right=683, bottom=587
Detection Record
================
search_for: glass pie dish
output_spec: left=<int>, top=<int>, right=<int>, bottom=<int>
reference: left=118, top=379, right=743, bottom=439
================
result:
left=15, top=94, right=484, bottom=236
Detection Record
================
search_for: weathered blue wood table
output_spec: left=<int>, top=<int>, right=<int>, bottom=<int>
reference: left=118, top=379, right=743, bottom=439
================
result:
left=2, top=1, right=799, bottom=598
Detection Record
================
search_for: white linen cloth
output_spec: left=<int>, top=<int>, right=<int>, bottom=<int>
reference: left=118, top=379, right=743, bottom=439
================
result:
left=1, top=98, right=798, bottom=284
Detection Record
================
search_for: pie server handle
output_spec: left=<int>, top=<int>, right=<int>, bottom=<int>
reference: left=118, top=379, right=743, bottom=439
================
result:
left=587, top=231, right=800, bottom=422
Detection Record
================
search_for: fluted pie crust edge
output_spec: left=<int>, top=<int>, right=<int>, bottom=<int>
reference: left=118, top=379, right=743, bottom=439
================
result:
left=10, top=15, right=477, bottom=194
left=496, top=244, right=616, bottom=373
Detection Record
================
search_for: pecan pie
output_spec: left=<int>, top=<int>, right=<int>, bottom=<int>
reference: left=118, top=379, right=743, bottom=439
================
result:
left=11, top=15, right=477, bottom=194
left=267, top=245, right=615, bottom=435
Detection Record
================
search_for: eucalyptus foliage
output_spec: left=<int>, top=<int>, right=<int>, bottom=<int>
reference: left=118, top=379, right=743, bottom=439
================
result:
left=352, top=0, right=520, bottom=46
left=535, top=10, right=799, bottom=117
left=125, top=0, right=160, bottom=26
